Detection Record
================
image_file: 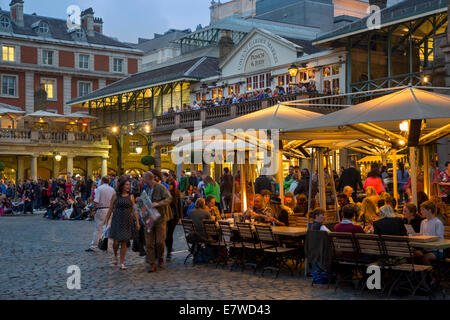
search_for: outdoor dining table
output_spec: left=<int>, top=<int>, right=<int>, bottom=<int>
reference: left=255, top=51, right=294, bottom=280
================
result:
left=409, top=239, right=450, bottom=251
left=225, top=222, right=307, bottom=238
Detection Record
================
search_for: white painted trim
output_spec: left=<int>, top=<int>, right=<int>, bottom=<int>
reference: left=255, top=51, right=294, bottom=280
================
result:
left=219, top=28, right=303, bottom=69
left=0, top=30, right=143, bottom=54
left=313, top=7, right=448, bottom=45
left=40, top=48, right=58, bottom=67
left=77, top=53, right=91, bottom=71
left=111, top=57, right=125, bottom=74
left=1, top=43, right=18, bottom=63
left=68, top=77, right=197, bottom=105
left=0, top=73, right=19, bottom=98
left=77, top=80, right=93, bottom=97
left=40, top=77, right=58, bottom=101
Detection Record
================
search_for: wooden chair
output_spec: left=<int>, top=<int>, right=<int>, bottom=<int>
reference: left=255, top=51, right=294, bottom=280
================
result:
left=254, top=225, right=296, bottom=278
left=288, top=214, right=310, bottom=228
left=353, top=234, right=384, bottom=292
left=381, top=235, right=433, bottom=298
left=181, top=219, right=200, bottom=265
left=202, top=220, right=221, bottom=246
left=218, top=220, right=243, bottom=271
left=328, top=232, right=360, bottom=291
left=236, top=222, right=272, bottom=273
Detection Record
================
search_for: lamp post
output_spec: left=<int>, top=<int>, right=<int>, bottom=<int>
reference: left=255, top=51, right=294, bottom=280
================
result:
left=288, top=64, right=299, bottom=85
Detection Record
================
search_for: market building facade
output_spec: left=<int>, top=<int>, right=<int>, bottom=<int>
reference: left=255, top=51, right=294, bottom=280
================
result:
left=68, top=0, right=450, bottom=176
left=0, top=1, right=143, bottom=182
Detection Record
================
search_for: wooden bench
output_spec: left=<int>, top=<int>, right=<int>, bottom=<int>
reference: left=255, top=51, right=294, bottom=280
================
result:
left=288, top=215, right=310, bottom=228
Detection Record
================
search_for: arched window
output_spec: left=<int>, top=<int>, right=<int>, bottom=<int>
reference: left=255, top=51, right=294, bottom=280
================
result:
left=0, top=15, right=10, bottom=29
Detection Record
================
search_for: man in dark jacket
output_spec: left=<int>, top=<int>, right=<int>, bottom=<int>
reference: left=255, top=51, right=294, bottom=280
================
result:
left=219, top=168, right=233, bottom=213
left=338, top=162, right=363, bottom=200
left=189, top=170, right=198, bottom=187
left=373, top=205, right=407, bottom=236
left=294, top=169, right=318, bottom=198
left=254, top=174, right=273, bottom=195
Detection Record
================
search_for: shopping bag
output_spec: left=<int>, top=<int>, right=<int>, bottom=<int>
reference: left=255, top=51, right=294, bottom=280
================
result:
left=98, top=225, right=110, bottom=251
left=140, top=190, right=160, bottom=232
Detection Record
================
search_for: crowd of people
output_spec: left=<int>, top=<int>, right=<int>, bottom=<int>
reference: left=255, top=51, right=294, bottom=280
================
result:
left=1, top=159, right=448, bottom=271
left=164, top=83, right=320, bottom=114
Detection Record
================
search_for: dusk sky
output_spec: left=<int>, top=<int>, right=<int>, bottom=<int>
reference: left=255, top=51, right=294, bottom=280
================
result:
left=0, top=0, right=212, bottom=43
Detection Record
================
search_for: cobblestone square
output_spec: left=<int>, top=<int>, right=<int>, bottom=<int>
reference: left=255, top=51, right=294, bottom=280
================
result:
left=0, top=215, right=446, bottom=300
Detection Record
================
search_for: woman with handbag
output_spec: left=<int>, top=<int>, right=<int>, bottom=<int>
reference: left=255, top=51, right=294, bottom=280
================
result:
left=104, top=177, right=140, bottom=270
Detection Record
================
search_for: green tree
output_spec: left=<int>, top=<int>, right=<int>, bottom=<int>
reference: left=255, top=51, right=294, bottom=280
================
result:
left=0, top=161, right=5, bottom=180
left=141, top=155, right=155, bottom=169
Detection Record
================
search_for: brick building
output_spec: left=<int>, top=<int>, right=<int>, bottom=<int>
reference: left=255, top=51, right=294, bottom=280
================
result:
left=0, top=1, right=142, bottom=115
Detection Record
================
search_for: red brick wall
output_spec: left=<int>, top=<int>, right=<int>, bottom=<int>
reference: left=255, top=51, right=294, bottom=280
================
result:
left=106, top=79, right=118, bottom=86
left=94, top=55, right=109, bottom=72
left=34, top=74, right=64, bottom=114
left=21, top=46, right=37, bottom=64
left=0, top=70, right=25, bottom=111
left=128, top=58, right=138, bottom=74
left=59, top=51, right=75, bottom=68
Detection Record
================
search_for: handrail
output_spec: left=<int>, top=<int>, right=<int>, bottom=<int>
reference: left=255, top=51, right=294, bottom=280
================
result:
left=0, top=129, right=105, bottom=144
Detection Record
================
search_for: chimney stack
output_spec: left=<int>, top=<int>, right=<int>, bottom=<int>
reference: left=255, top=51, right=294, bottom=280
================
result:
left=9, top=0, right=24, bottom=27
left=369, top=0, right=387, bottom=10
left=93, top=17, right=103, bottom=34
left=218, top=30, right=234, bottom=64
left=81, top=8, right=95, bottom=37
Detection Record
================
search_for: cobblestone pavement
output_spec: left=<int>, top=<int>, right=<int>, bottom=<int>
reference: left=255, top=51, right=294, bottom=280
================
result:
left=0, top=215, right=446, bottom=300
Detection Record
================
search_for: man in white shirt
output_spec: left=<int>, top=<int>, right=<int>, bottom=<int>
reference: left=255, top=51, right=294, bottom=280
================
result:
left=193, top=101, right=200, bottom=110
left=86, top=176, right=116, bottom=252
left=419, top=201, right=444, bottom=265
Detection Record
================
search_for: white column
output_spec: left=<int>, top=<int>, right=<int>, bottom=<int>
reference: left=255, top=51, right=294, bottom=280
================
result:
left=154, top=146, right=162, bottom=169
left=86, top=158, right=94, bottom=180
left=17, top=157, right=24, bottom=182
left=67, top=156, right=74, bottom=178
left=25, top=72, right=35, bottom=113
left=177, top=163, right=183, bottom=182
left=392, top=149, right=398, bottom=206
left=410, top=147, right=418, bottom=206
left=422, top=145, right=430, bottom=197
left=99, top=79, right=106, bottom=89
left=63, top=76, right=72, bottom=115
left=318, top=148, right=327, bottom=209
left=53, top=158, right=60, bottom=179
left=101, top=157, right=108, bottom=178
left=30, top=155, right=38, bottom=180
left=275, top=146, right=284, bottom=199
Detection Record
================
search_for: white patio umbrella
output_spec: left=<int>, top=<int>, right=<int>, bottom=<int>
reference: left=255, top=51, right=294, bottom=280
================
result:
left=200, top=104, right=323, bottom=206
left=0, top=103, right=25, bottom=128
left=284, top=87, right=450, bottom=206
left=56, top=112, right=98, bottom=123
left=21, top=110, right=65, bottom=122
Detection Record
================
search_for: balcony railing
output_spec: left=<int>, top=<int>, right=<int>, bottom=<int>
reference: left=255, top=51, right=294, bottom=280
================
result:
left=0, top=129, right=105, bottom=145
left=153, top=93, right=346, bottom=133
